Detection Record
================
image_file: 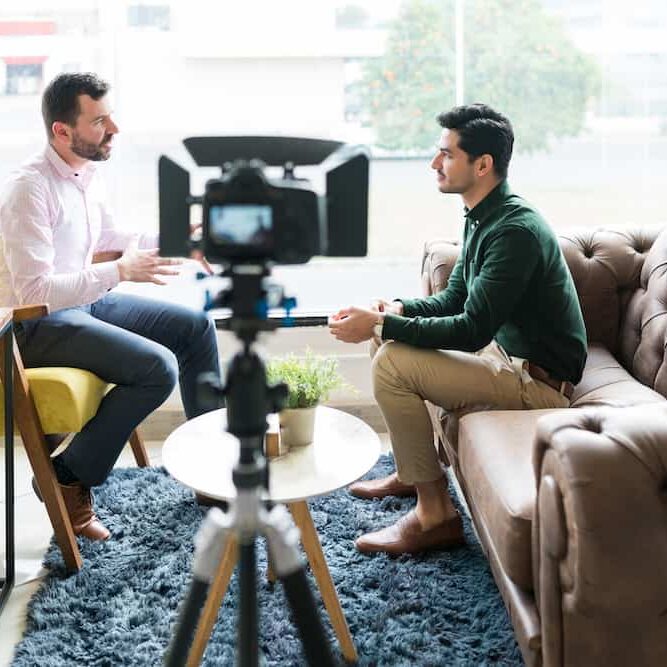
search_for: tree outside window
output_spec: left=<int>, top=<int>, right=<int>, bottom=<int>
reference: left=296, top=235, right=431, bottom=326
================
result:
left=360, top=0, right=599, bottom=153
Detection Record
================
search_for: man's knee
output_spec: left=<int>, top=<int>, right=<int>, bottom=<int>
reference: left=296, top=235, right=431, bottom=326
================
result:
left=371, top=341, right=413, bottom=394
left=194, top=310, right=215, bottom=337
left=184, top=309, right=213, bottom=340
left=184, top=310, right=218, bottom=356
left=146, top=347, right=178, bottom=393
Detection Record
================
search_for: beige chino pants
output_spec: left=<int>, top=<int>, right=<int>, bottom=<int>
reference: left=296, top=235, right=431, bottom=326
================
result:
left=371, top=339, right=570, bottom=484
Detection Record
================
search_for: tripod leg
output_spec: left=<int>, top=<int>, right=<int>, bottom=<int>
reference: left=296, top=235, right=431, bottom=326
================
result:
left=187, top=535, right=238, bottom=667
left=288, top=501, right=358, bottom=663
left=238, top=541, right=259, bottom=667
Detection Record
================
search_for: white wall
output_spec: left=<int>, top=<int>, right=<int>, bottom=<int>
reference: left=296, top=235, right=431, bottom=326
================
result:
left=117, top=50, right=347, bottom=138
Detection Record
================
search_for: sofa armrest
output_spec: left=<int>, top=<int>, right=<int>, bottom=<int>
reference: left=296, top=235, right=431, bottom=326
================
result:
left=420, top=238, right=461, bottom=297
left=532, top=405, right=667, bottom=667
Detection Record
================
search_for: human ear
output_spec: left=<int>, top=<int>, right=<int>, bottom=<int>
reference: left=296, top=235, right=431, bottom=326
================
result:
left=51, top=121, right=71, bottom=142
left=477, top=154, right=494, bottom=177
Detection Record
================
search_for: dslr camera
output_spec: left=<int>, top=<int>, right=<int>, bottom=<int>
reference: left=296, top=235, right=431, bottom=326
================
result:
left=159, top=136, right=369, bottom=265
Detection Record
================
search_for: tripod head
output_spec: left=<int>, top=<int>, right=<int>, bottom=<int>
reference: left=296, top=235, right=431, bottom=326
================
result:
left=199, top=264, right=288, bottom=468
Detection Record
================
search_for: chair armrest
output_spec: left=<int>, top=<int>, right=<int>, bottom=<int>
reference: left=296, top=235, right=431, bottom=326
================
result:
left=13, top=305, right=49, bottom=322
left=420, top=239, right=461, bottom=297
left=9, top=252, right=119, bottom=324
left=532, top=405, right=667, bottom=667
left=92, top=251, right=122, bottom=263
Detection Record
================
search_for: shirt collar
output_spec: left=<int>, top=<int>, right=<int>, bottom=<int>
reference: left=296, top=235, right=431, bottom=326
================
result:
left=464, top=179, right=511, bottom=225
left=45, top=144, right=96, bottom=189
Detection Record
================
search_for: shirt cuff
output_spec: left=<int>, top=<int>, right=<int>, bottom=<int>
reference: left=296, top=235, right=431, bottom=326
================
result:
left=397, top=298, right=417, bottom=317
left=382, top=313, right=406, bottom=341
left=93, top=260, right=121, bottom=291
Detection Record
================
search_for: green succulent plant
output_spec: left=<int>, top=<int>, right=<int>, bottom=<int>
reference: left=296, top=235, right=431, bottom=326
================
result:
left=266, top=351, right=345, bottom=409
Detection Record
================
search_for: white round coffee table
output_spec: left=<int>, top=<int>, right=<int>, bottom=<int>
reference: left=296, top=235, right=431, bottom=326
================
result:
left=162, top=406, right=381, bottom=663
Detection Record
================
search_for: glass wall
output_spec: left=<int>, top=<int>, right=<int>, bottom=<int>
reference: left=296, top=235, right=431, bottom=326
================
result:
left=1, top=0, right=665, bottom=308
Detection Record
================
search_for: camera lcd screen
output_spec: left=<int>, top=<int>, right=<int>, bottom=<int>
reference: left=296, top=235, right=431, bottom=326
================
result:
left=209, top=204, right=273, bottom=247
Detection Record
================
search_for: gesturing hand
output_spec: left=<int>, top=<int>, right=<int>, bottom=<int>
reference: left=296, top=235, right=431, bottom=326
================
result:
left=116, top=238, right=183, bottom=285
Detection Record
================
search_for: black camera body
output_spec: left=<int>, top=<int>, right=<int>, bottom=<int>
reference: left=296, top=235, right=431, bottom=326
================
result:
left=159, top=136, right=369, bottom=265
left=202, top=161, right=320, bottom=264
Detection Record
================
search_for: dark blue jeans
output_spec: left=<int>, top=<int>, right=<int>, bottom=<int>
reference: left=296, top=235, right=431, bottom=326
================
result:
left=15, top=292, right=220, bottom=487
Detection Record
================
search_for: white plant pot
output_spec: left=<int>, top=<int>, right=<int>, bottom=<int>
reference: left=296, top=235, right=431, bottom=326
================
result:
left=279, top=406, right=317, bottom=448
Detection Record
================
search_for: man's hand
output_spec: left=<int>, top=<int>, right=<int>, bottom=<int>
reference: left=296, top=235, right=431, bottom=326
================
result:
left=328, top=306, right=381, bottom=344
left=190, top=249, right=214, bottom=275
left=116, top=238, right=183, bottom=285
left=371, top=298, right=404, bottom=316
left=190, top=223, right=214, bottom=275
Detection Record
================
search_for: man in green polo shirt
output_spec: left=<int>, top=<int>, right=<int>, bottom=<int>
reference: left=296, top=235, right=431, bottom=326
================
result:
left=328, top=103, right=587, bottom=555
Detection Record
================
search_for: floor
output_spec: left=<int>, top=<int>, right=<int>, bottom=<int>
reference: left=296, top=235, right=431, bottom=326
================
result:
left=0, top=432, right=392, bottom=666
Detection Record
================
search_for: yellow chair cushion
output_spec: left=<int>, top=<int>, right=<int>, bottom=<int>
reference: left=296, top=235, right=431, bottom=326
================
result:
left=0, top=367, right=110, bottom=434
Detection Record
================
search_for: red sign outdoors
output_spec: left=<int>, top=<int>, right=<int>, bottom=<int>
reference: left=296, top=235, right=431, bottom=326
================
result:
left=3, top=56, right=48, bottom=65
left=0, top=21, right=56, bottom=36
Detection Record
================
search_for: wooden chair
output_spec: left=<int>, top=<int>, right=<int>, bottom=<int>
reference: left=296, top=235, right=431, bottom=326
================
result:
left=0, top=303, right=149, bottom=572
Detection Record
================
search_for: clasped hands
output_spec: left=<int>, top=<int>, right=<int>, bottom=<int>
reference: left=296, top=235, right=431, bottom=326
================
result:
left=328, top=299, right=403, bottom=344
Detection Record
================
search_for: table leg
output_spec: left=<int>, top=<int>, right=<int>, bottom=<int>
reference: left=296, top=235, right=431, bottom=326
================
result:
left=187, top=535, right=238, bottom=667
left=266, top=547, right=277, bottom=585
left=0, top=325, right=14, bottom=616
left=288, top=501, right=358, bottom=663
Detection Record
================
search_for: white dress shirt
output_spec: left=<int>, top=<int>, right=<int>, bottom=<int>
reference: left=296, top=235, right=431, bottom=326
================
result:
left=0, top=144, right=157, bottom=312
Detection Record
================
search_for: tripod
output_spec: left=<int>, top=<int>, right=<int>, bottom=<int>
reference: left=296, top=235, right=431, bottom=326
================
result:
left=165, top=268, right=337, bottom=667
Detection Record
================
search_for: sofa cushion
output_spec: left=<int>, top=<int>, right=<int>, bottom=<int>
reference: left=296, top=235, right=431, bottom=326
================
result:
left=434, top=343, right=662, bottom=469
left=570, top=343, right=665, bottom=408
left=456, top=344, right=664, bottom=594
left=458, top=409, right=555, bottom=592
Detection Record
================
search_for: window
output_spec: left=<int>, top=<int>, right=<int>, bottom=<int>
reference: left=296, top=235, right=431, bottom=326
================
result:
left=127, top=4, right=170, bottom=30
left=5, top=62, right=43, bottom=94
left=0, top=0, right=665, bottom=310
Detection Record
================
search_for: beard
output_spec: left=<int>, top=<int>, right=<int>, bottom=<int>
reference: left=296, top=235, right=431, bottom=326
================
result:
left=70, top=132, right=113, bottom=162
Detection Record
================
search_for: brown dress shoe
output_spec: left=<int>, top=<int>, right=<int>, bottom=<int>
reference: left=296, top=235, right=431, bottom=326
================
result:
left=348, top=472, right=417, bottom=499
left=60, top=483, right=111, bottom=541
left=33, top=478, right=110, bottom=541
left=355, top=510, right=464, bottom=555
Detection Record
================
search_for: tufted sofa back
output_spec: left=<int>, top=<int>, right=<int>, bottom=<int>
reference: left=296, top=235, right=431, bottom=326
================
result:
left=421, top=226, right=667, bottom=389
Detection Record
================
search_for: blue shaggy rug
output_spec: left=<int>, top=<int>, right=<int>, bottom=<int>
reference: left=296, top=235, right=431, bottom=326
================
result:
left=11, top=456, right=523, bottom=666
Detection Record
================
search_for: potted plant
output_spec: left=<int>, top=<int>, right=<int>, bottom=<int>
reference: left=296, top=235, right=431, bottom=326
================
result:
left=266, top=350, right=344, bottom=448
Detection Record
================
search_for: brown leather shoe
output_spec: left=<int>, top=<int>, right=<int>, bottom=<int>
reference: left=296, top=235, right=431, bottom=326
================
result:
left=348, top=472, right=417, bottom=499
left=60, top=483, right=110, bottom=541
left=355, top=510, right=464, bottom=555
left=33, top=478, right=110, bottom=541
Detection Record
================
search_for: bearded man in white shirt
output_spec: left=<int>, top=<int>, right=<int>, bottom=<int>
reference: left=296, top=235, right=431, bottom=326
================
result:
left=0, top=72, right=220, bottom=541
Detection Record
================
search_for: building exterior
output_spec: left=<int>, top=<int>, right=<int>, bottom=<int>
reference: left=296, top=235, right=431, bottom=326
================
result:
left=543, top=0, right=667, bottom=117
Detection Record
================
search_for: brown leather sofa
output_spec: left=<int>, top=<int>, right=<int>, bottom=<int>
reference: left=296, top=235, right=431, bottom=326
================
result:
left=420, top=227, right=667, bottom=667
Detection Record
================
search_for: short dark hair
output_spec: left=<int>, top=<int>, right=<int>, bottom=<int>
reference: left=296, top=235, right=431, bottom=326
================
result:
left=41, top=72, right=110, bottom=137
left=436, top=103, right=514, bottom=179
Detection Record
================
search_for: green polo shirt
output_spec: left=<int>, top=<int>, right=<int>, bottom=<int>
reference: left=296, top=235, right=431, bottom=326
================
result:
left=382, top=180, right=587, bottom=384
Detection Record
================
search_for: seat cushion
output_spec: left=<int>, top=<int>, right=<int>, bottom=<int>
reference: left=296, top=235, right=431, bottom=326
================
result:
left=456, top=345, right=666, bottom=593
left=571, top=343, right=665, bottom=408
left=0, top=367, right=109, bottom=434
left=436, top=343, right=663, bottom=465
left=458, top=408, right=558, bottom=592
